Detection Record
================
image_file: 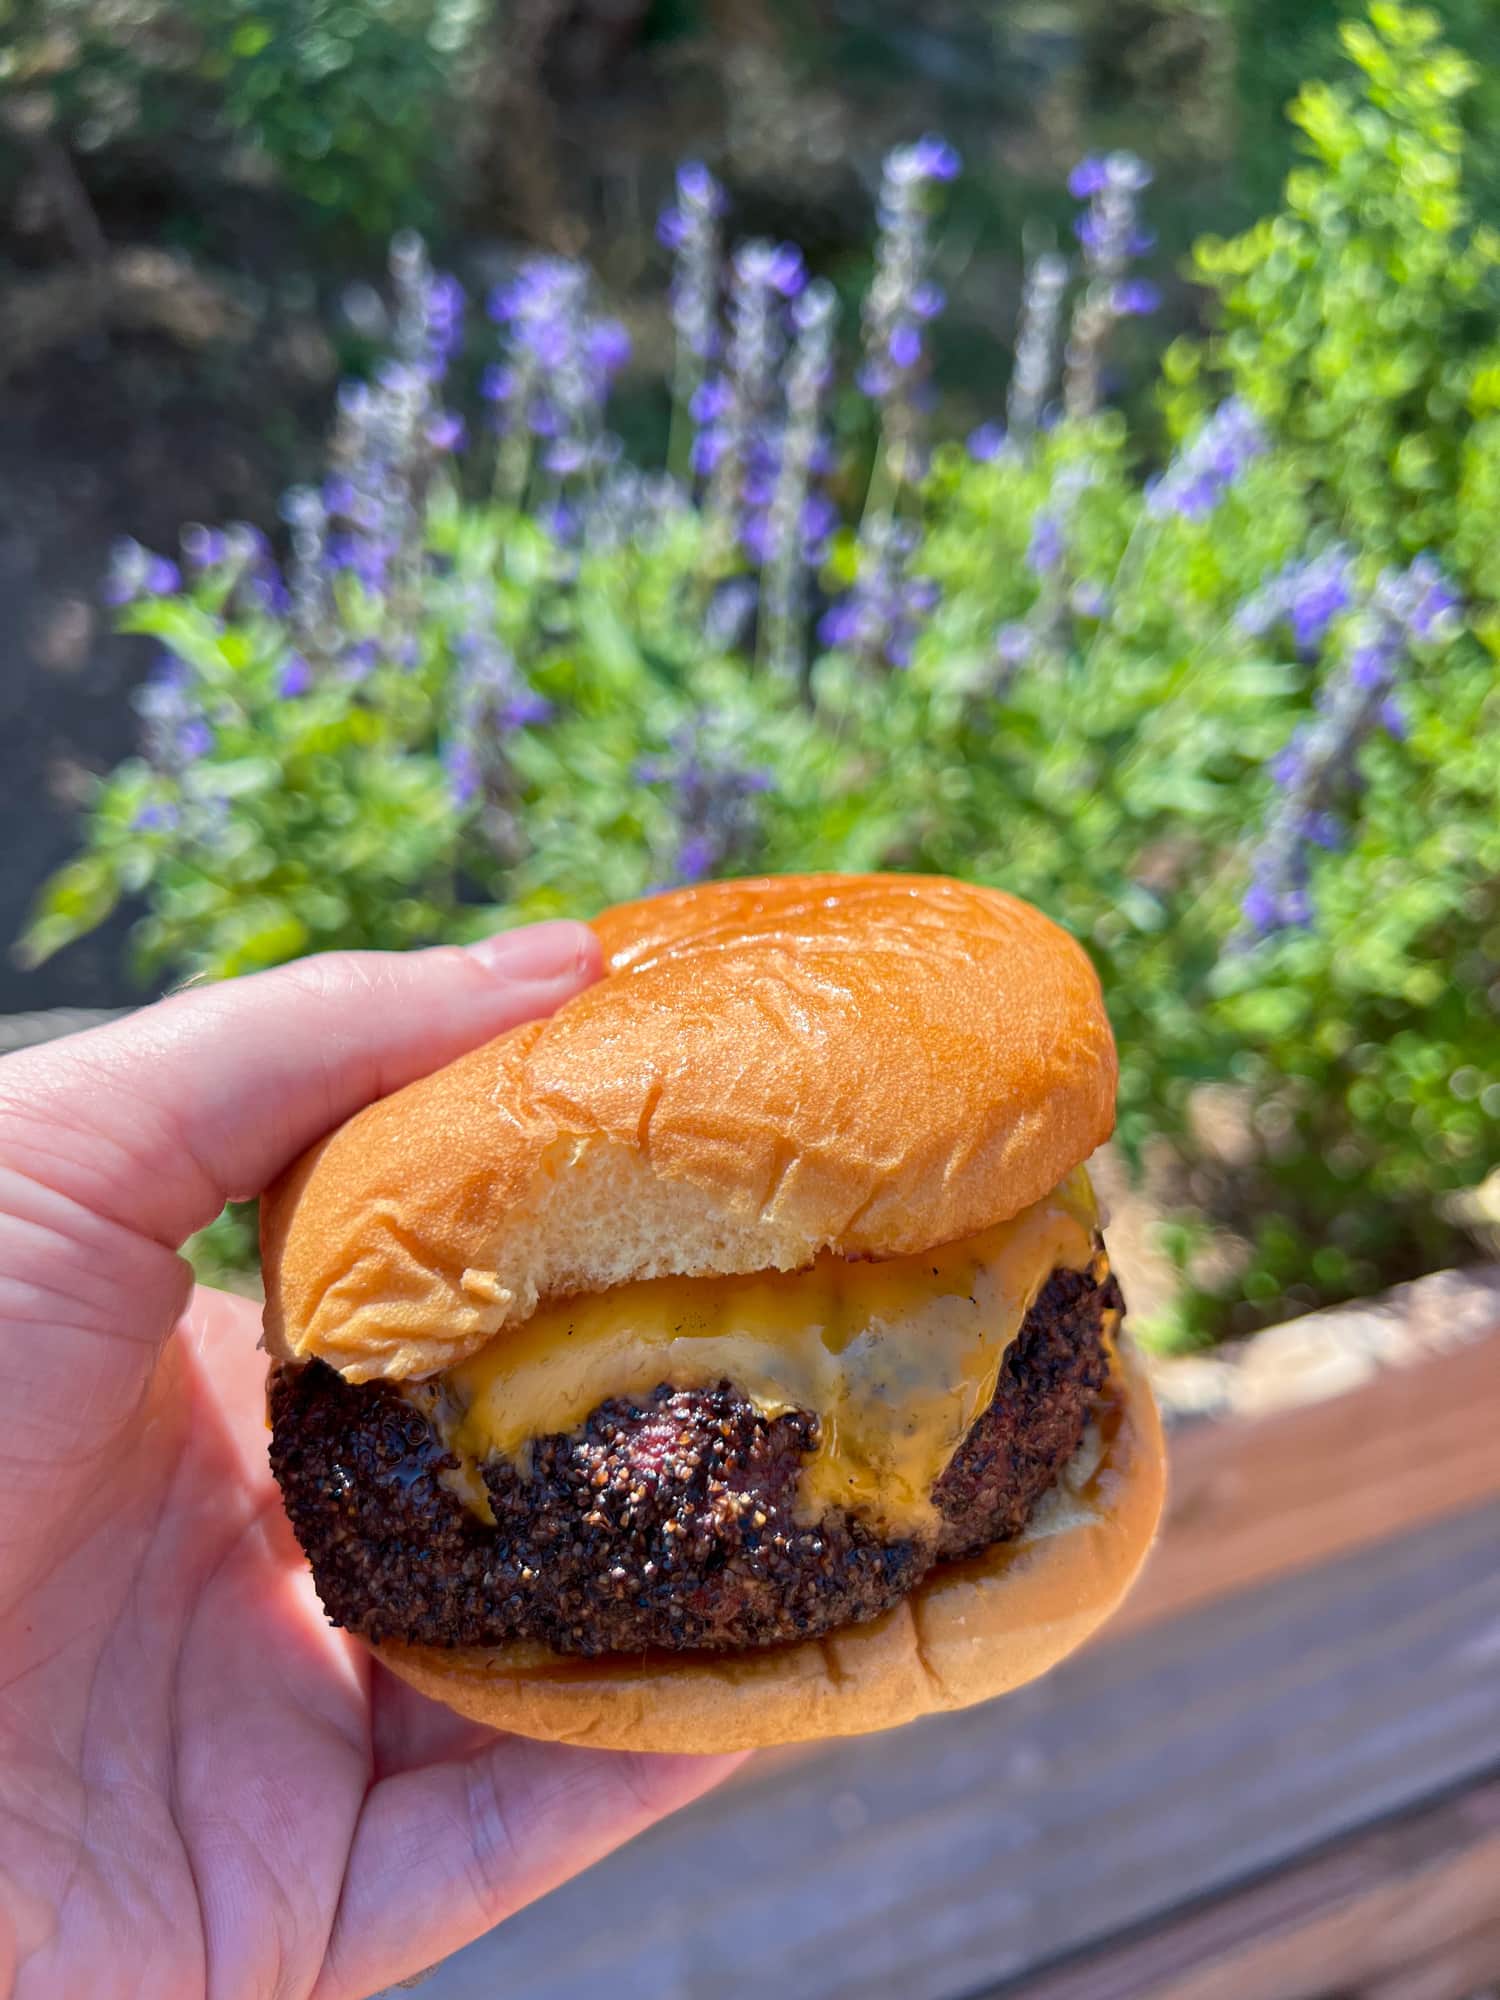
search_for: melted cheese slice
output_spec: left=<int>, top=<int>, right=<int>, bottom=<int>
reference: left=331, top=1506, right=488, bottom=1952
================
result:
left=419, top=1170, right=1099, bottom=1536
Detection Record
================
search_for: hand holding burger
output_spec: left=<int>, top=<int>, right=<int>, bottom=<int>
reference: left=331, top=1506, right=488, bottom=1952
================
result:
left=0, top=921, right=743, bottom=2000
left=0, top=874, right=1163, bottom=1996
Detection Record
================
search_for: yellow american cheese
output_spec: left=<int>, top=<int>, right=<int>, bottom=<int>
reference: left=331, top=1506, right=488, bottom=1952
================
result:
left=415, top=1168, right=1100, bottom=1535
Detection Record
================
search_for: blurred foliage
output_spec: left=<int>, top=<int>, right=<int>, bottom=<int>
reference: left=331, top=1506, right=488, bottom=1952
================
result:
left=0, top=0, right=485, bottom=237
left=195, top=0, right=485, bottom=233
left=21, top=3, right=1500, bottom=1349
left=182, top=1198, right=261, bottom=1292
left=1228, top=0, right=1500, bottom=222
left=1173, top=2, right=1500, bottom=559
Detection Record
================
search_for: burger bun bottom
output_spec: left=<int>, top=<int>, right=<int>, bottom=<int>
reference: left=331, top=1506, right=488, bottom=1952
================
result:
left=373, top=1340, right=1164, bottom=1754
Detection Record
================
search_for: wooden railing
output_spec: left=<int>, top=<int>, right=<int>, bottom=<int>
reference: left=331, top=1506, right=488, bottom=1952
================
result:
left=418, top=1271, right=1500, bottom=2000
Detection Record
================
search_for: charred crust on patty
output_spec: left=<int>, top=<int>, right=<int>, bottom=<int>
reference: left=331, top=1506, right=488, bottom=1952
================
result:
left=267, top=1262, right=1117, bottom=1657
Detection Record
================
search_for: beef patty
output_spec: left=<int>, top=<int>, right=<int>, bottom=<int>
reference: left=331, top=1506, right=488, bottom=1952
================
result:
left=268, top=1261, right=1119, bottom=1656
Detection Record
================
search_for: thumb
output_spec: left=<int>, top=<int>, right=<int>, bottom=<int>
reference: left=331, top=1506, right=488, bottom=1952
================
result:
left=0, top=922, right=599, bottom=1461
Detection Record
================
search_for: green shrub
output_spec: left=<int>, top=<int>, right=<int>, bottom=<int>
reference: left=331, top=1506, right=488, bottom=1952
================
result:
left=193, top=0, right=485, bottom=235
left=24, top=8, right=1500, bottom=1347
left=0, top=0, right=484, bottom=238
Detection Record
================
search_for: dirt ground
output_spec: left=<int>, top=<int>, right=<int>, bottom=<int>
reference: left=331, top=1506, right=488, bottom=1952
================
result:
left=0, top=284, right=335, bottom=1012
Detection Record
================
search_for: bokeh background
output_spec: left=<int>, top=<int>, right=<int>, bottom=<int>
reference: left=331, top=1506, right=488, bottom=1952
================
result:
left=6, top=0, right=1500, bottom=1353
left=0, top=0, right=1455, bottom=996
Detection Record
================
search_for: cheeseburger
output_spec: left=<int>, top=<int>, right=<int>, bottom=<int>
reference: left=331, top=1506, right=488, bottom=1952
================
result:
left=263, top=873, right=1163, bottom=1752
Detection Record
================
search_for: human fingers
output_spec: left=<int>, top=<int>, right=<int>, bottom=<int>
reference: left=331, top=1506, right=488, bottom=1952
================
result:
left=0, top=924, right=599, bottom=1527
left=316, top=1735, right=747, bottom=2000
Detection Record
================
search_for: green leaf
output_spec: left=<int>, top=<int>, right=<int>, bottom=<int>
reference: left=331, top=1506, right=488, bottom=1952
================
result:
left=17, top=856, right=123, bottom=968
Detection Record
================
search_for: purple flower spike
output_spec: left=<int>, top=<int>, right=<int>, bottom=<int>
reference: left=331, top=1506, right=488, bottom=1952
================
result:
left=703, top=236, right=803, bottom=556
left=639, top=721, right=774, bottom=885
left=889, top=324, right=923, bottom=369
left=1063, top=151, right=1155, bottom=421
left=544, top=438, right=588, bottom=475
left=587, top=319, right=632, bottom=376
left=1241, top=881, right=1280, bottom=938
left=677, top=160, right=724, bottom=212
left=1233, top=549, right=1458, bottom=948
left=502, top=692, right=555, bottom=728
left=690, top=378, right=732, bottom=423
left=427, top=412, right=466, bottom=452
left=995, top=622, right=1033, bottom=665
left=132, top=801, right=180, bottom=833
left=1008, top=250, right=1068, bottom=443
left=800, top=492, right=836, bottom=544
left=105, top=538, right=180, bottom=605
left=1378, top=552, right=1461, bottom=643
left=1347, top=642, right=1389, bottom=692
left=756, top=262, right=840, bottom=672
left=817, top=514, right=933, bottom=672
left=442, top=601, right=550, bottom=818
left=819, top=602, right=860, bottom=649
left=1068, top=156, right=1109, bottom=198
left=444, top=741, right=480, bottom=807
left=911, top=134, right=961, bottom=181
left=277, top=654, right=313, bottom=698
left=862, top=136, right=958, bottom=489
left=766, top=244, right=807, bottom=299
left=181, top=525, right=227, bottom=571
left=665, top=158, right=726, bottom=456
left=1027, top=512, right=1065, bottom=576
left=1147, top=399, right=1266, bottom=521
left=967, top=421, right=1006, bottom=461
left=676, top=834, right=715, bottom=883
left=1114, top=279, right=1161, bottom=317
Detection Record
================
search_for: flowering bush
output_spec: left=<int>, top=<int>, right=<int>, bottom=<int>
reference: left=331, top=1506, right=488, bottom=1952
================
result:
left=24, top=2, right=1500, bottom=1347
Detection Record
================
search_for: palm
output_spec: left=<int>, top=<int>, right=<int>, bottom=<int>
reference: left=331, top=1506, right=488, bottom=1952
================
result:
left=0, top=1288, right=734, bottom=2000
left=0, top=932, right=741, bottom=1995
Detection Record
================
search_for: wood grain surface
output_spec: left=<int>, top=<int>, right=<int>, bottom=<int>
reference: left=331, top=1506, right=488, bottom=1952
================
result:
left=417, top=1498, right=1500, bottom=2000
left=1118, top=1315, right=1500, bottom=1638
left=979, top=1775, right=1500, bottom=2000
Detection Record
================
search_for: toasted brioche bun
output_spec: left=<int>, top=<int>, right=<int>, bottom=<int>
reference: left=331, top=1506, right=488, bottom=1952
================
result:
left=262, top=874, right=1119, bottom=1383
left=374, top=1338, right=1163, bottom=1753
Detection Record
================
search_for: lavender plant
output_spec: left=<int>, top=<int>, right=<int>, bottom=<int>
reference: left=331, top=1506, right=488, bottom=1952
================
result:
left=1147, top=398, right=1267, bottom=521
left=1240, top=556, right=1461, bottom=940
left=1063, top=152, right=1157, bottom=423
left=659, top=162, right=726, bottom=482
left=701, top=238, right=806, bottom=567
left=859, top=135, right=960, bottom=506
left=25, top=3, right=1500, bottom=1349
left=762, top=280, right=839, bottom=682
left=485, top=258, right=630, bottom=507
left=1007, top=251, right=1069, bottom=445
left=636, top=726, right=774, bottom=886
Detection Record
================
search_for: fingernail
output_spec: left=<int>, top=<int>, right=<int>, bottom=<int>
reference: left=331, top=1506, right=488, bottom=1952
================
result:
left=465, top=920, right=598, bottom=983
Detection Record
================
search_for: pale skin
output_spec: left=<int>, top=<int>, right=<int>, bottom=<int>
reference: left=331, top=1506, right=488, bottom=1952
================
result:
left=0, top=922, right=745, bottom=2000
